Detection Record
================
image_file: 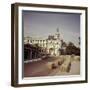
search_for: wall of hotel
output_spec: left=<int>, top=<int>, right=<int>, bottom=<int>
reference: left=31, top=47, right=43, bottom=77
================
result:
left=24, top=42, right=48, bottom=60
left=24, top=37, right=61, bottom=56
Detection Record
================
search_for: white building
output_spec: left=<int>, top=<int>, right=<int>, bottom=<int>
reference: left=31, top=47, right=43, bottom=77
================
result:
left=24, top=29, right=62, bottom=56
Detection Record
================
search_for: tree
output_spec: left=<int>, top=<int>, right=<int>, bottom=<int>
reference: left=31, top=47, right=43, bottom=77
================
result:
left=60, top=40, right=67, bottom=55
left=78, top=37, right=80, bottom=46
left=66, top=42, right=80, bottom=55
left=68, top=42, right=74, bottom=47
left=61, top=40, right=67, bottom=48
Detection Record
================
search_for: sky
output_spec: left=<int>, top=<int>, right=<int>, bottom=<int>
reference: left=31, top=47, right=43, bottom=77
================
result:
left=22, top=11, right=80, bottom=47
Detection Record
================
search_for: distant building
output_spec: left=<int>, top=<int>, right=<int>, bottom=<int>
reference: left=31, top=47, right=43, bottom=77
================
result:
left=24, top=28, right=62, bottom=56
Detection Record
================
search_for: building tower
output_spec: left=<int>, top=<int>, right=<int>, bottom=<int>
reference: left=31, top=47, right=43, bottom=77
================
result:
left=54, top=28, right=61, bottom=56
left=56, top=28, right=60, bottom=40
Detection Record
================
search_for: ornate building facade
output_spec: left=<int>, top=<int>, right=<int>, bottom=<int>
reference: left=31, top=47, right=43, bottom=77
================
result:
left=24, top=29, right=62, bottom=57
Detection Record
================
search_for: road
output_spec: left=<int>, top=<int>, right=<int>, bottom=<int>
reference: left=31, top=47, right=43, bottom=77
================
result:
left=24, top=56, right=80, bottom=77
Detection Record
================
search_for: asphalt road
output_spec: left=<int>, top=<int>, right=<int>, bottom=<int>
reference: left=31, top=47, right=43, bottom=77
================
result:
left=24, top=56, right=80, bottom=77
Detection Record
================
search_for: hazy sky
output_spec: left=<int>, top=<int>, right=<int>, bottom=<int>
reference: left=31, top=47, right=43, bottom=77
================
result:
left=22, top=11, right=80, bottom=47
